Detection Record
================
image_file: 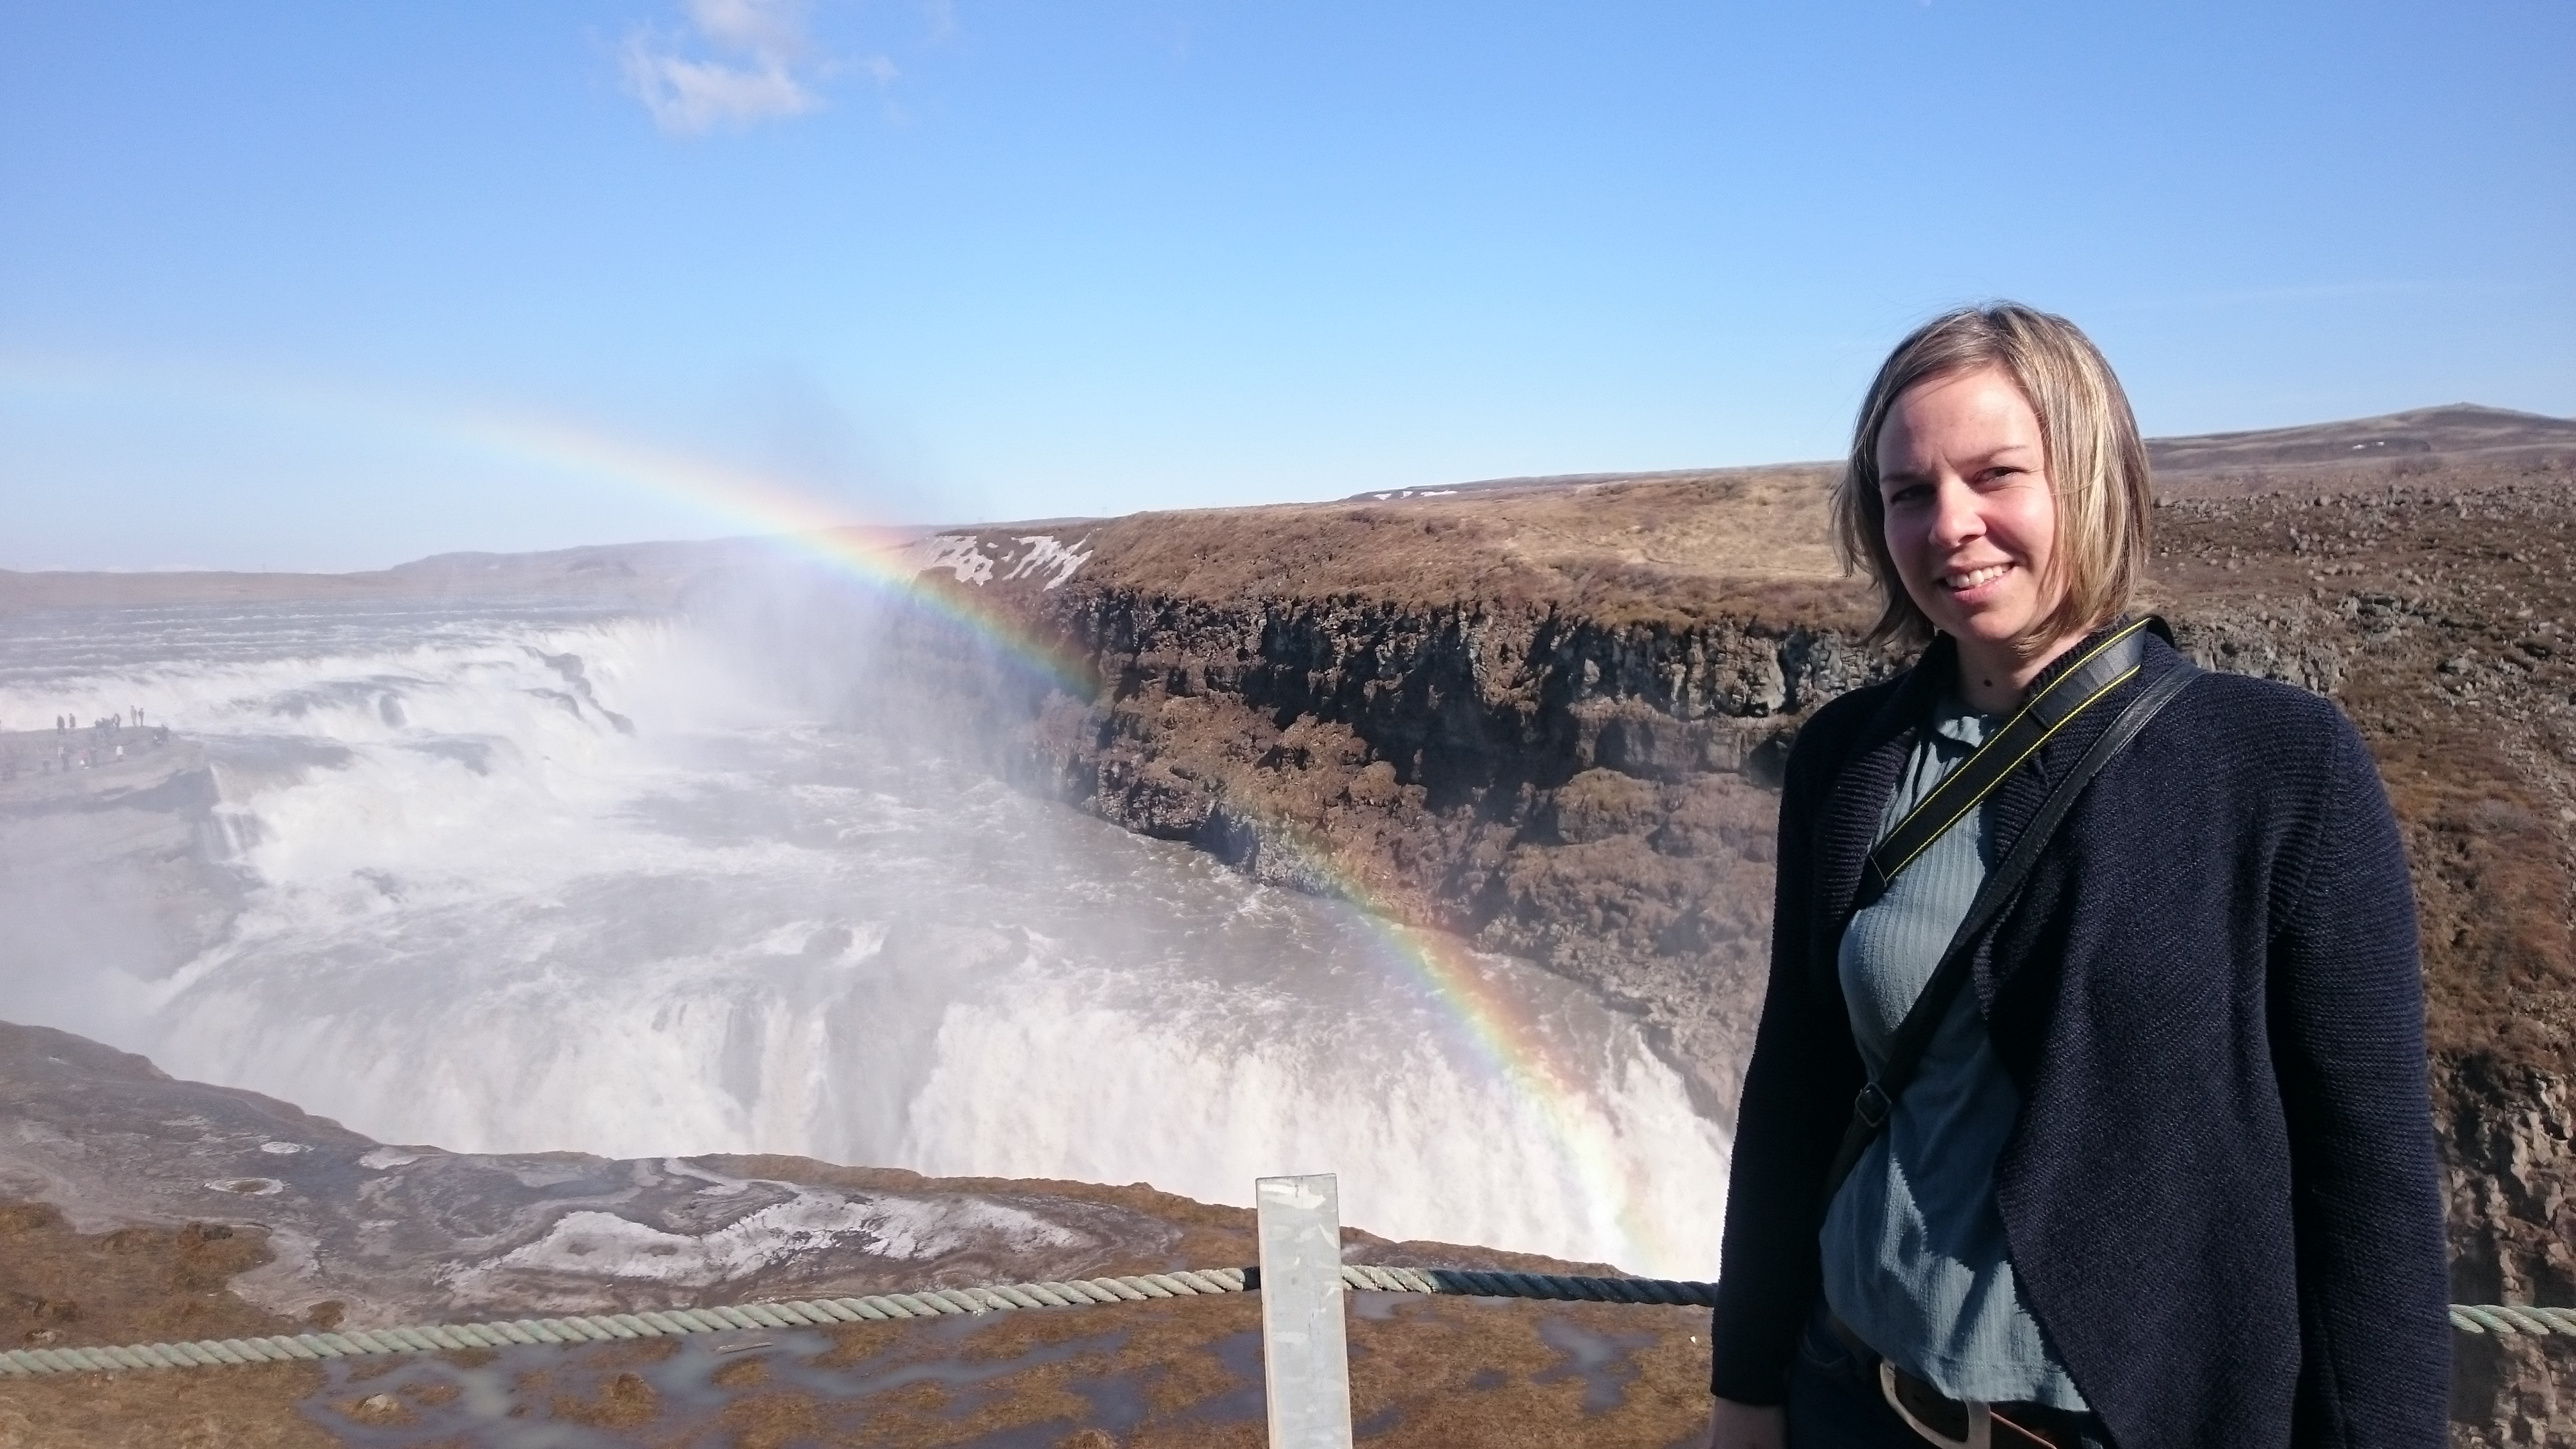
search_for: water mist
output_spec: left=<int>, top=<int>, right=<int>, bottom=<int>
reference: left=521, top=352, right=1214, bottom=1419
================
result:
left=0, top=572, right=1730, bottom=1276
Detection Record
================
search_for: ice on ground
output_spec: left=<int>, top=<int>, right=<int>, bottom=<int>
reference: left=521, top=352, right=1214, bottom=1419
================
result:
left=906, top=535, right=998, bottom=586
left=459, top=1193, right=1085, bottom=1289
left=899, top=533, right=1093, bottom=590
left=1002, top=535, right=1094, bottom=589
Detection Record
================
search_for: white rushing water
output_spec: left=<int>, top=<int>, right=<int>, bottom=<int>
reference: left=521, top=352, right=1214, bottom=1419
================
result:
left=0, top=593, right=1729, bottom=1276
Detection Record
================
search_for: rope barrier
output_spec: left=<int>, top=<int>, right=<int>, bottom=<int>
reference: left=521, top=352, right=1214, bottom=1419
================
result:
left=0, top=1266, right=2560, bottom=1378
left=0, top=1267, right=1250, bottom=1379
left=2451, top=1303, right=2576, bottom=1338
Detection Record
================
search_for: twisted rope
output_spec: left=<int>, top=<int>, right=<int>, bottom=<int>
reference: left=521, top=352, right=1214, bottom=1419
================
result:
left=2451, top=1303, right=2576, bottom=1337
left=1336, top=1265, right=1718, bottom=1306
left=0, top=1268, right=1250, bottom=1379
left=0, top=1266, right=2557, bottom=1378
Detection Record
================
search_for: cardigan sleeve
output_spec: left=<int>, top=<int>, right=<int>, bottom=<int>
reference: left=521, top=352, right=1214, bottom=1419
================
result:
left=1709, top=722, right=1865, bottom=1402
left=2269, top=717, right=2451, bottom=1446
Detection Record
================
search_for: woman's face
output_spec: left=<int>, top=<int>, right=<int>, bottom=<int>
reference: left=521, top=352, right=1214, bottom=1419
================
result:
left=1876, top=365, right=2065, bottom=656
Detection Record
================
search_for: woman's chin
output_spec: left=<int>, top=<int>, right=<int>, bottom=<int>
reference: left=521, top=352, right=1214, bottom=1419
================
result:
left=1934, top=608, right=2041, bottom=654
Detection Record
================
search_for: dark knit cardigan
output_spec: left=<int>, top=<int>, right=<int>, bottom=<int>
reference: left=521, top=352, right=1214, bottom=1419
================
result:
left=1709, top=624, right=2450, bottom=1448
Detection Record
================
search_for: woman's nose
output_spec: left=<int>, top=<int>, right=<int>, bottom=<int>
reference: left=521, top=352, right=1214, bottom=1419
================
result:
left=1927, top=478, right=1983, bottom=548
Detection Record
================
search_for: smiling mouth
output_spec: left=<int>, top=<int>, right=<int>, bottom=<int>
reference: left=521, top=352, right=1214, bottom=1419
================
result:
left=1941, top=563, right=2012, bottom=591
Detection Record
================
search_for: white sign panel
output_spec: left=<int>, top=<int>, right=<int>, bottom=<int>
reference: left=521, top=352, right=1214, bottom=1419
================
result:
left=1256, top=1173, right=1355, bottom=1449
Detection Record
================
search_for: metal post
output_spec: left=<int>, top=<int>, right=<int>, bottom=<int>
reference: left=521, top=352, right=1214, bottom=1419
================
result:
left=1255, top=1173, right=1354, bottom=1449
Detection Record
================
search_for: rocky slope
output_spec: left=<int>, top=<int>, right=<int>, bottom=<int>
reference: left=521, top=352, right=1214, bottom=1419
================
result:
left=0, top=1021, right=1713, bottom=1448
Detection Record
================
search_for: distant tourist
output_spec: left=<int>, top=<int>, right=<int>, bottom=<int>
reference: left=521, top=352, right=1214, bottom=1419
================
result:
left=1701, top=305, right=2447, bottom=1448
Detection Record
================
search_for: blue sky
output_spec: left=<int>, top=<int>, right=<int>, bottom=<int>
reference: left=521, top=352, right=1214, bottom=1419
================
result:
left=3, top=1, right=2570, bottom=571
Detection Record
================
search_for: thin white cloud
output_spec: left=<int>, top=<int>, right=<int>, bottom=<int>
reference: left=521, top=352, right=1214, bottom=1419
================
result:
left=623, top=0, right=890, bottom=135
left=686, top=0, right=812, bottom=57
left=623, top=48, right=816, bottom=133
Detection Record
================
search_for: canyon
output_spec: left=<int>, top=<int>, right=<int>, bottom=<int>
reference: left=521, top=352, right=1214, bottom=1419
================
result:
left=1, top=402, right=2571, bottom=1444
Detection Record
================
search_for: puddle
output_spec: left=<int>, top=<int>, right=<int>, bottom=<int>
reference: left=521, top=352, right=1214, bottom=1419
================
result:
left=1531, top=1316, right=1656, bottom=1414
left=297, top=1312, right=1274, bottom=1446
left=294, top=1297, right=1703, bottom=1445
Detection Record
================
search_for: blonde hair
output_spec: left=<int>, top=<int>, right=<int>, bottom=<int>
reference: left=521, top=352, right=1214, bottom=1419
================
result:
left=1833, top=303, right=2154, bottom=651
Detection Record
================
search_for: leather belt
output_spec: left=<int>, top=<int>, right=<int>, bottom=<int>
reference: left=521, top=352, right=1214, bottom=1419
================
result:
left=1828, top=1313, right=2097, bottom=1449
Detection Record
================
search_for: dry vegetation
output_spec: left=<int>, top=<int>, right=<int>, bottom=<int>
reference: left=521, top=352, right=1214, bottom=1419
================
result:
left=0, top=1187, right=1705, bottom=1449
left=0, top=1203, right=331, bottom=1448
left=1067, top=464, right=1863, bottom=629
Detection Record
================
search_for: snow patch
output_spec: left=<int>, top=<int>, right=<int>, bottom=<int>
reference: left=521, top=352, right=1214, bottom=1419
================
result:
left=898, top=533, right=1093, bottom=590
left=206, top=1177, right=285, bottom=1195
left=1003, top=535, right=1095, bottom=590
left=906, top=534, right=998, bottom=586
left=458, top=1193, right=1085, bottom=1289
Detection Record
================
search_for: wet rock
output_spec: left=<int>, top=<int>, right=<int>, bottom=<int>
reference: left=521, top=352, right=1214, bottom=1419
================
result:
left=0, top=1020, right=1222, bottom=1328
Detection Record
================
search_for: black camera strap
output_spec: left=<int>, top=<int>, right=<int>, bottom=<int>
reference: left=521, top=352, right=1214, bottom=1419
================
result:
left=1821, top=635, right=2198, bottom=1207
left=1861, top=617, right=2157, bottom=901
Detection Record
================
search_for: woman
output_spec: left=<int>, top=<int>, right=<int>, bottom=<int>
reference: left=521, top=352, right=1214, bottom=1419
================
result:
left=1701, top=305, right=2449, bottom=1448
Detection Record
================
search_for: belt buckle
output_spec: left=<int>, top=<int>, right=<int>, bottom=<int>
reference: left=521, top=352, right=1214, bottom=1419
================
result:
left=1880, top=1360, right=1990, bottom=1449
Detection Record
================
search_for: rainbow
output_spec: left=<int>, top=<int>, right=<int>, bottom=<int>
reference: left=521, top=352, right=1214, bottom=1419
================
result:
left=0, top=352, right=1099, bottom=694
left=449, top=411, right=1104, bottom=699
left=2, top=354, right=1709, bottom=1274
left=1319, top=879, right=1696, bottom=1273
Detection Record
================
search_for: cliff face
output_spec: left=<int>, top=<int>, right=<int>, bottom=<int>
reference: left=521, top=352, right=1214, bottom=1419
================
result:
left=1024, top=598, right=1881, bottom=1122
left=0, top=734, right=238, bottom=1025
left=896, top=453, right=2575, bottom=1444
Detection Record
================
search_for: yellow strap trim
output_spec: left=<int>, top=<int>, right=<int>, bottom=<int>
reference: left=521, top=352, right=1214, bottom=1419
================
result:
left=1870, top=618, right=2152, bottom=882
left=1872, top=663, right=2140, bottom=881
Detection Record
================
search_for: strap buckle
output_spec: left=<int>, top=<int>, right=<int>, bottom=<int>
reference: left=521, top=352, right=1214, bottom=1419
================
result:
left=1854, top=1081, right=1892, bottom=1130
